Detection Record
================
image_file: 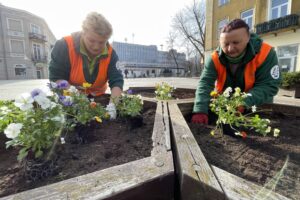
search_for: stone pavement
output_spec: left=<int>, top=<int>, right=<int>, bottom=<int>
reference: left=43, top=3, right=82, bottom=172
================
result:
left=0, top=78, right=299, bottom=106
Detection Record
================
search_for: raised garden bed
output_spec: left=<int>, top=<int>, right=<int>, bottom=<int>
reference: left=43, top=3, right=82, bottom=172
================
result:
left=127, top=87, right=195, bottom=100
left=0, top=99, right=174, bottom=199
left=173, top=101, right=299, bottom=200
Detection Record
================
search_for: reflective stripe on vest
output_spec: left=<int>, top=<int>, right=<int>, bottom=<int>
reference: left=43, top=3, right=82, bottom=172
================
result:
left=212, top=42, right=272, bottom=92
left=64, top=35, right=112, bottom=96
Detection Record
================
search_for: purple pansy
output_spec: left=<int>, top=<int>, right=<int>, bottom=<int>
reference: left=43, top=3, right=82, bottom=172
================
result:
left=57, top=80, right=69, bottom=90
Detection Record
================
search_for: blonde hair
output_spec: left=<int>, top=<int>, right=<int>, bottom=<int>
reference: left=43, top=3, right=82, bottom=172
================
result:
left=82, top=12, right=113, bottom=38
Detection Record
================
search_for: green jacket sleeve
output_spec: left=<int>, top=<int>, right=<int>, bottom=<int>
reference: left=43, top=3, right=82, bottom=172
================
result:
left=48, top=38, right=70, bottom=81
left=244, top=48, right=281, bottom=107
left=193, top=57, right=218, bottom=114
left=107, top=50, right=124, bottom=90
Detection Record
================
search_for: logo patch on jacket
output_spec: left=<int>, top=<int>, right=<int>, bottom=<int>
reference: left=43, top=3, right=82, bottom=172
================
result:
left=270, top=65, right=280, bottom=79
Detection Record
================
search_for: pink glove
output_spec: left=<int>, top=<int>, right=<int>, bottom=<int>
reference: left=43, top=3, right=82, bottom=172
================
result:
left=191, top=113, right=208, bottom=124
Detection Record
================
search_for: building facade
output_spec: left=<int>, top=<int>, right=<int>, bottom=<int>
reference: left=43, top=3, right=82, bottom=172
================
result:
left=0, top=3, right=56, bottom=80
left=112, top=41, right=187, bottom=78
left=205, top=0, right=300, bottom=72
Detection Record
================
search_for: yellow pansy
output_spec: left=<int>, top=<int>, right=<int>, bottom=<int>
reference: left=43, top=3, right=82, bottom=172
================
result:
left=94, top=116, right=102, bottom=123
left=210, top=91, right=218, bottom=97
left=82, top=82, right=92, bottom=88
left=63, top=90, right=71, bottom=96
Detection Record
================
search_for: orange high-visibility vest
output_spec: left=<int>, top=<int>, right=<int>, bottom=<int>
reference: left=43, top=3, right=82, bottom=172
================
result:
left=212, top=42, right=272, bottom=92
left=64, top=35, right=112, bottom=96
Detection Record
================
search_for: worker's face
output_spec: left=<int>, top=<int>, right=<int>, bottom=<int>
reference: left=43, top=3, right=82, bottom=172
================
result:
left=82, top=30, right=108, bottom=57
left=220, top=28, right=250, bottom=58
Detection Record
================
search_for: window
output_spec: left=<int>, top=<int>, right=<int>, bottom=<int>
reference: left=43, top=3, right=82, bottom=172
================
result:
left=241, top=9, right=254, bottom=30
left=7, top=18, right=23, bottom=32
left=32, top=43, right=42, bottom=60
left=270, top=0, right=289, bottom=20
left=277, top=44, right=298, bottom=72
left=219, top=0, right=229, bottom=6
left=15, top=64, right=26, bottom=76
left=10, top=40, right=25, bottom=56
left=30, top=24, right=41, bottom=34
left=217, top=19, right=229, bottom=39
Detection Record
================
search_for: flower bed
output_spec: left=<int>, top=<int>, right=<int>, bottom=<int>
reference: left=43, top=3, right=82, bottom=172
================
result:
left=0, top=100, right=156, bottom=198
left=178, top=102, right=300, bottom=200
left=127, top=87, right=195, bottom=100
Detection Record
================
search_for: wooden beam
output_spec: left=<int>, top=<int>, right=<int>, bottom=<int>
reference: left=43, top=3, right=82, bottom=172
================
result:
left=212, top=166, right=290, bottom=200
left=3, top=153, right=174, bottom=200
left=151, top=101, right=171, bottom=155
left=169, top=103, right=225, bottom=200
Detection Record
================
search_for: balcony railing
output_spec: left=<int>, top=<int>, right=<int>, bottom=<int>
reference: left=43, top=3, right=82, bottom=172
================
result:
left=29, top=32, right=47, bottom=42
left=31, top=55, right=48, bottom=63
left=256, top=14, right=299, bottom=35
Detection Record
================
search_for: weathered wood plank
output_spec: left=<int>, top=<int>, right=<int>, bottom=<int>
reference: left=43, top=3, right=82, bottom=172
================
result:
left=212, top=166, right=290, bottom=200
left=2, top=152, right=174, bottom=200
left=169, top=103, right=225, bottom=200
left=163, top=101, right=171, bottom=151
left=151, top=101, right=170, bottom=155
left=260, top=103, right=300, bottom=117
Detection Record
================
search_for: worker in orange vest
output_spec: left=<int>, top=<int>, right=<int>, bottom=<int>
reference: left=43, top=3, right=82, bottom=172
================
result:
left=49, top=12, right=124, bottom=119
left=192, top=19, right=281, bottom=124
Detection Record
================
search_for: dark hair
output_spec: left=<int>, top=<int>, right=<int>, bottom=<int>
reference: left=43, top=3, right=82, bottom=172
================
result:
left=221, top=19, right=249, bottom=33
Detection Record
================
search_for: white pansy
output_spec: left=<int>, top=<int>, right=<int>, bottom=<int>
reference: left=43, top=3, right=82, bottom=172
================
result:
left=50, top=102, right=58, bottom=109
left=235, top=132, right=241, bottom=136
left=34, top=95, right=52, bottom=109
left=50, top=82, right=58, bottom=89
left=4, top=123, right=23, bottom=139
left=265, top=126, right=271, bottom=133
left=223, top=87, right=232, bottom=98
left=168, top=93, right=171, bottom=97
left=273, top=129, right=280, bottom=137
left=60, top=137, right=65, bottom=144
left=251, top=105, right=257, bottom=112
left=68, top=86, right=78, bottom=93
left=51, top=114, right=65, bottom=123
left=0, top=106, right=11, bottom=115
left=14, top=93, right=34, bottom=111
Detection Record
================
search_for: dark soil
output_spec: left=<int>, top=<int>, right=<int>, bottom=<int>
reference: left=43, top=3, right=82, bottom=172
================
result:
left=187, top=111, right=300, bottom=200
left=0, top=101, right=156, bottom=198
left=128, top=88, right=195, bottom=99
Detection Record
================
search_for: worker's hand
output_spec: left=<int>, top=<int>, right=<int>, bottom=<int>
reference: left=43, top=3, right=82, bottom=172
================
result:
left=237, top=105, right=245, bottom=114
left=191, top=113, right=208, bottom=124
left=105, top=103, right=117, bottom=119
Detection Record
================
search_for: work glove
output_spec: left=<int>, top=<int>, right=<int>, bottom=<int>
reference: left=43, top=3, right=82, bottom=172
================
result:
left=236, top=105, right=245, bottom=115
left=191, top=113, right=208, bottom=124
left=105, top=103, right=117, bottom=120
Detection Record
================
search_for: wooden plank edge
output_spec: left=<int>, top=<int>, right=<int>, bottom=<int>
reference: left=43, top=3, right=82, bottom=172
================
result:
left=212, top=166, right=291, bottom=200
left=169, top=103, right=225, bottom=200
left=2, top=152, right=174, bottom=200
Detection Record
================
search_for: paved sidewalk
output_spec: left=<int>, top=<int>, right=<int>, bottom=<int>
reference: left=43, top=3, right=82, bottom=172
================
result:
left=0, top=78, right=299, bottom=106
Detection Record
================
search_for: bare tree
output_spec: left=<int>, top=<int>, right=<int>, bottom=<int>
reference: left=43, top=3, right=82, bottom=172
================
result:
left=171, top=0, right=205, bottom=74
left=166, top=32, right=180, bottom=76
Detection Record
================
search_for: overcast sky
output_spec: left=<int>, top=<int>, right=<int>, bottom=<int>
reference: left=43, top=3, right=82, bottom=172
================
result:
left=1, top=0, right=194, bottom=51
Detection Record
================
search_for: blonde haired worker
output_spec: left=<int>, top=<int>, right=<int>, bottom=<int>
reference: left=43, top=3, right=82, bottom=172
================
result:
left=49, top=12, right=123, bottom=118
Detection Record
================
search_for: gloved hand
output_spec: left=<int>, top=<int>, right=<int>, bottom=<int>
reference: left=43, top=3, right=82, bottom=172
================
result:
left=237, top=105, right=245, bottom=114
left=191, top=113, right=208, bottom=124
left=105, top=103, right=117, bottom=119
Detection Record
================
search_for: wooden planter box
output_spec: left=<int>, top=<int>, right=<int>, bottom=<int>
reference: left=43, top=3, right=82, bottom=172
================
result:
left=169, top=100, right=295, bottom=200
left=1, top=100, right=174, bottom=200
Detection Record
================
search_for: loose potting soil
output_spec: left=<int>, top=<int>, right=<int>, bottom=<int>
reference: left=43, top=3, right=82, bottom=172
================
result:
left=0, top=102, right=155, bottom=197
